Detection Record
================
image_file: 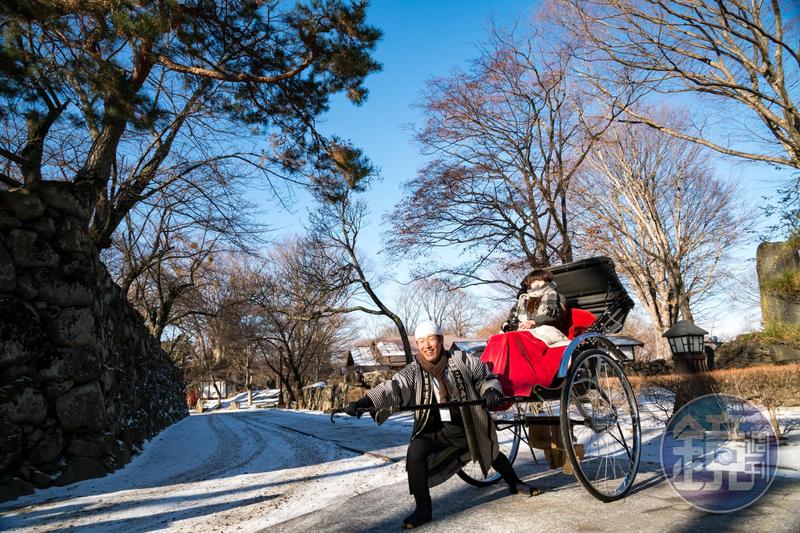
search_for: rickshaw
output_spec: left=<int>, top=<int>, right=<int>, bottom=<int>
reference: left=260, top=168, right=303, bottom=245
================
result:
left=331, top=256, right=642, bottom=502
left=455, top=256, right=641, bottom=502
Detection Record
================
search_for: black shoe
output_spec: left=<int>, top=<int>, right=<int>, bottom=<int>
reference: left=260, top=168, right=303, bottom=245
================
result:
left=508, top=480, right=541, bottom=497
left=402, top=506, right=432, bottom=529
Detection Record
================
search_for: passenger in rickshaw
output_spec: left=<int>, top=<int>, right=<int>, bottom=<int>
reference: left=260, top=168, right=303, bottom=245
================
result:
left=484, top=269, right=595, bottom=398
left=344, top=321, right=539, bottom=529
left=502, top=268, right=566, bottom=333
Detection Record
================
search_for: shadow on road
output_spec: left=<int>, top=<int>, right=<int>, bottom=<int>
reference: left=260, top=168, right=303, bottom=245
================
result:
left=0, top=460, right=395, bottom=531
left=663, top=475, right=800, bottom=533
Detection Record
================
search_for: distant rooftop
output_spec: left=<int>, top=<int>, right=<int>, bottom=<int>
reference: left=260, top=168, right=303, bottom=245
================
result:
left=375, top=340, right=404, bottom=356
left=350, top=345, right=378, bottom=367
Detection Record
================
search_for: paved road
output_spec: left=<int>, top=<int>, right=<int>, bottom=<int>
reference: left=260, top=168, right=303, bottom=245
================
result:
left=270, top=410, right=800, bottom=533
left=2, top=409, right=798, bottom=532
left=275, top=460, right=800, bottom=533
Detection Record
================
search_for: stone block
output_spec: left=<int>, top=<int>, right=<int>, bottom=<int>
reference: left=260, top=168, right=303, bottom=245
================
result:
left=0, top=378, right=47, bottom=425
left=18, top=465, right=57, bottom=487
left=53, top=456, right=107, bottom=486
left=54, top=218, right=95, bottom=255
left=0, top=208, right=22, bottom=229
left=1, top=190, right=45, bottom=221
left=0, top=476, right=35, bottom=502
left=0, top=335, right=28, bottom=369
left=0, top=241, right=15, bottom=293
left=13, top=273, right=36, bottom=299
left=25, top=426, right=63, bottom=465
left=0, top=365, right=32, bottom=382
left=769, top=344, right=800, bottom=364
left=36, top=348, right=67, bottom=382
left=55, top=381, right=107, bottom=433
left=0, top=420, right=22, bottom=473
left=64, top=348, right=103, bottom=383
left=66, top=438, right=105, bottom=458
left=38, top=304, right=61, bottom=322
left=757, top=240, right=800, bottom=326
left=42, top=379, right=74, bottom=399
left=38, top=347, right=101, bottom=385
left=46, top=307, right=95, bottom=347
left=0, top=296, right=46, bottom=368
left=33, top=269, right=94, bottom=308
left=33, top=182, right=90, bottom=220
left=30, top=217, right=55, bottom=240
left=716, top=338, right=774, bottom=368
left=22, top=427, right=42, bottom=448
left=61, top=257, right=99, bottom=285
left=109, top=439, right=131, bottom=469
left=6, top=229, right=59, bottom=268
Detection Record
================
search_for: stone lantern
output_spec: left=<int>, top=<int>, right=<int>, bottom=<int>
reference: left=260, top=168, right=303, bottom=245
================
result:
left=663, top=320, right=708, bottom=373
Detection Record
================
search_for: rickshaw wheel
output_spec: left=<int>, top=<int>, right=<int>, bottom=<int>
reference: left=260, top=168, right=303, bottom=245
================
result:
left=457, top=403, right=522, bottom=486
left=560, top=348, right=641, bottom=502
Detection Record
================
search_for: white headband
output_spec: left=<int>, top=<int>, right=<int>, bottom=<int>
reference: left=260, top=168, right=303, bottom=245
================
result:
left=414, top=320, right=442, bottom=339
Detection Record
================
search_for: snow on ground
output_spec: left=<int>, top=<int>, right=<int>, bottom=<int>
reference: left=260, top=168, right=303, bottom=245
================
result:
left=636, top=390, right=800, bottom=478
left=0, top=409, right=408, bottom=532
left=201, top=388, right=280, bottom=410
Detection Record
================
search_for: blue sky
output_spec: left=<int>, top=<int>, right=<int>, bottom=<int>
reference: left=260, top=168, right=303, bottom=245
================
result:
left=254, top=0, right=535, bottom=250
left=248, top=0, right=789, bottom=339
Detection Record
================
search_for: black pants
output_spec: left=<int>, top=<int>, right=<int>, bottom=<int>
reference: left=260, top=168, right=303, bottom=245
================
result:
left=406, top=420, right=519, bottom=500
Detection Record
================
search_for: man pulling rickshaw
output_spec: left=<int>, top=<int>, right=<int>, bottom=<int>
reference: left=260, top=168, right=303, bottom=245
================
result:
left=345, top=320, right=539, bottom=529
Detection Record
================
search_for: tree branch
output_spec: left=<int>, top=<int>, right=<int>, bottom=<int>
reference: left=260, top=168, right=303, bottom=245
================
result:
left=156, top=53, right=314, bottom=84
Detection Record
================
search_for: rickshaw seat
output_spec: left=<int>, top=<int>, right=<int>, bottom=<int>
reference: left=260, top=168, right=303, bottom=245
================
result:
left=563, top=307, right=597, bottom=339
left=481, top=308, right=597, bottom=401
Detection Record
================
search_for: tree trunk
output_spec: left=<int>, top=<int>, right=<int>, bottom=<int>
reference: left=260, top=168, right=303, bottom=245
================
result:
left=210, top=373, right=223, bottom=409
left=391, top=315, right=414, bottom=364
left=245, top=360, right=253, bottom=407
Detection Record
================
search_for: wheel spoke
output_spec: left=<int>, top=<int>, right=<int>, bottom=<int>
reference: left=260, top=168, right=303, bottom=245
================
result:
left=457, top=405, right=521, bottom=487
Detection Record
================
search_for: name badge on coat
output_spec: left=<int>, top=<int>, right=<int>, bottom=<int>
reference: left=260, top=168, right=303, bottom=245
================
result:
left=433, top=378, right=451, bottom=422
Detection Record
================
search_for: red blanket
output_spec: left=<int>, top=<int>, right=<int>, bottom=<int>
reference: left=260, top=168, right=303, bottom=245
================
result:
left=480, top=308, right=596, bottom=400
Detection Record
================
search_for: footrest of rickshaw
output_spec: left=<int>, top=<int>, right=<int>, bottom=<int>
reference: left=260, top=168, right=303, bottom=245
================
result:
left=526, top=423, right=584, bottom=474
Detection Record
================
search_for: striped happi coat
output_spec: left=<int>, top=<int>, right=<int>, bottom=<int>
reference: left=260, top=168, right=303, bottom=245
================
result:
left=366, top=350, right=502, bottom=488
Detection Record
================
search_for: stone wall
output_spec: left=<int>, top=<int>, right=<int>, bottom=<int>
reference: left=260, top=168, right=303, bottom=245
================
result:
left=0, top=183, right=187, bottom=501
left=298, top=382, right=368, bottom=411
left=715, top=337, right=800, bottom=368
left=294, top=371, right=395, bottom=411
left=757, top=240, right=800, bottom=327
left=621, top=358, right=674, bottom=377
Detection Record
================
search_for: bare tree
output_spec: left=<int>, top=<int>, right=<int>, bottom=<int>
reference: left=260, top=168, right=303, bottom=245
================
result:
left=393, top=286, right=422, bottom=338
left=574, top=117, right=746, bottom=356
left=475, top=310, right=510, bottom=339
left=404, top=279, right=485, bottom=337
left=554, top=0, right=800, bottom=169
left=386, top=27, right=633, bottom=287
left=249, top=239, right=353, bottom=404
left=308, top=191, right=415, bottom=363
left=618, top=313, right=662, bottom=362
left=101, top=178, right=263, bottom=339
